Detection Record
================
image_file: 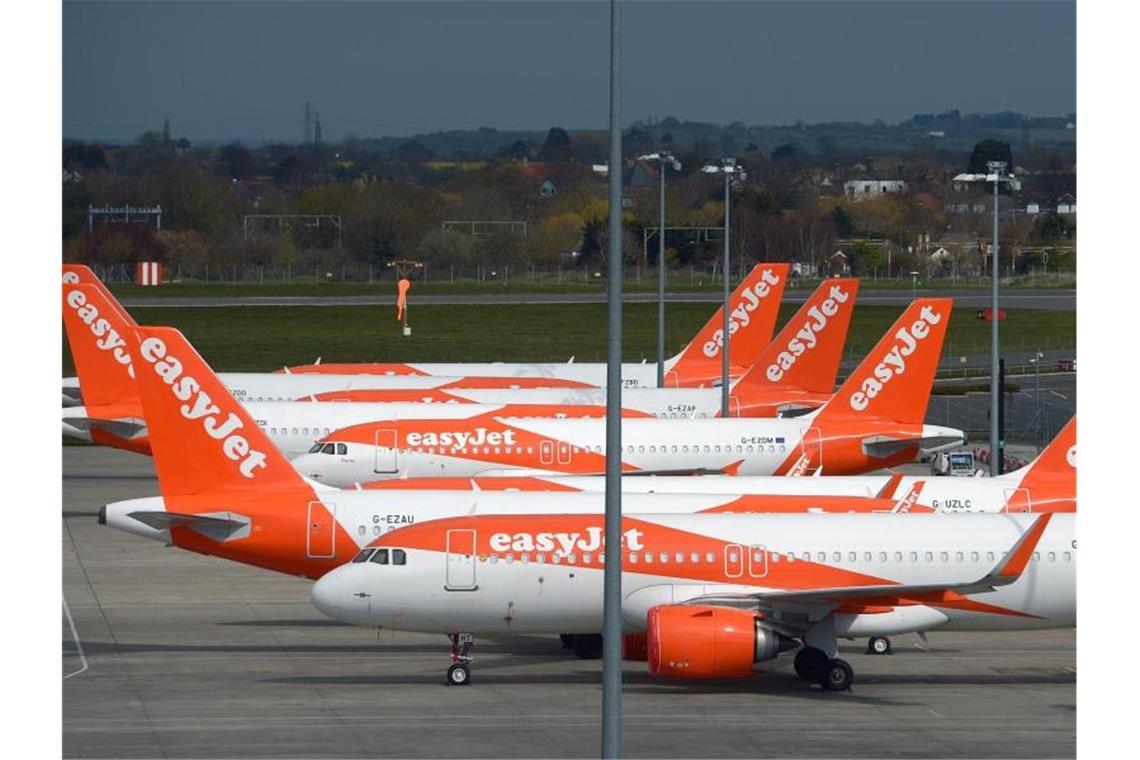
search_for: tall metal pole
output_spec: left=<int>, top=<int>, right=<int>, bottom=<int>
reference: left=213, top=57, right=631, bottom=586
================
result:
left=989, top=162, right=1003, bottom=476
left=601, top=0, right=623, bottom=756
left=656, top=157, right=666, bottom=387
left=721, top=171, right=731, bottom=417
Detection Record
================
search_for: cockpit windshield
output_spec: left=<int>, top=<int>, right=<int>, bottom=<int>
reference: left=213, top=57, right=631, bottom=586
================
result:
left=351, top=548, right=376, bottom=563
left=308, top=443, right=324, bottom=454
left=368, top=548, right=406, bottom=565
left=308, top=442, right=342, bottom=455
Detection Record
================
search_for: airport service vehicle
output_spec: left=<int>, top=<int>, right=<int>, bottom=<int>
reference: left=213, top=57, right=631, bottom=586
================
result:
left=357, top=417, right=1076, bottom=516
left=311, top=510, right=1073, bottom=690
left=281, top=263, right=792, bottom=389
left=293, top=299, right=964, bottom=486
left=308, top=277, right=860, bottom=419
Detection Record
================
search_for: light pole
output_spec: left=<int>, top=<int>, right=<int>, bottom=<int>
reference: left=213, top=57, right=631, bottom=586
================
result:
left=986, top=160, right=1009, bottom=476
left=639, top=152, right=681, bottom=387
left=701, top=158, right=746, bottom=416
left=1030, top=349, right=1045, bottom=450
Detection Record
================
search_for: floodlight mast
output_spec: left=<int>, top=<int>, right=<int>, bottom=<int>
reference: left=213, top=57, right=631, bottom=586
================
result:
left=701, top=159, right=745, bottom=416
left=986, top=160, right=1008, bottom=476
left=638, top=151, right=680, bottom=387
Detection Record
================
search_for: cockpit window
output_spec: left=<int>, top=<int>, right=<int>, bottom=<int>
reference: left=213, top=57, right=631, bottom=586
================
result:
left=392, top=549, right=407, bottom=565
left=352, top=548, right=376, bottom=563
left=308, top=443, right=324, bottom=454
left=369, top=548, right=390, bottom=565
left=321, top=443, right=336, bottom=455
left=337, top=443, right=347, bottom=455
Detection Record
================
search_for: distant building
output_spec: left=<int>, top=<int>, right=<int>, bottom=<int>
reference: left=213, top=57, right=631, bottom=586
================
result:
left=843, top=179, right=906, bottom=201
left=1056, top=193, right=1076, bottom=215
left=539, top=178, right=557, bottom=198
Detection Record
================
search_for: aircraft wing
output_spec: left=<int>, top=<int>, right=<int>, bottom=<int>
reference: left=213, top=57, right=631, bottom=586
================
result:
left=682, top=514, right=1053, bottom=629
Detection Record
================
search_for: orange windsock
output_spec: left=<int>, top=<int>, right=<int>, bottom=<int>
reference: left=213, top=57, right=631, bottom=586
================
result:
left=396, top=278, right=411, bottom=321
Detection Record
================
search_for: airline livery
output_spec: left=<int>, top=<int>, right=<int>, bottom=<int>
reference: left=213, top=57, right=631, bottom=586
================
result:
left=293, top=299, right=964, bottom=485
left=311, top=510, right=1074, bottom=689
left=280, top=263, right=792, bottom=388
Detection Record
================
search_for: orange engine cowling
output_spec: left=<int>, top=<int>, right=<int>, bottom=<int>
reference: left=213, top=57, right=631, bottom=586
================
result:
left=647, top=605, right=797, bottom=679
left=622, top=633, right=648, bottom=661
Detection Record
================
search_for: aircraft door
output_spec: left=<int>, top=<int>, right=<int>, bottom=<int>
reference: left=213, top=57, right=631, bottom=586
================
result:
left=747, top=545, right=768, bottom=578
left=306, top=501, right=336, bottom=559
left=1003, top=488, right=1033, bottom=513
left=727, top=396, right=741, bottom=418
left=374, top=429, right=398, bottom=473
left=799, top=426, right=824, bottom=473
left=724, top=543, right=744, bottom=578
left=540, top=440, right=554, bottom=465
left=557, top=440, right=572, bottom=465
left=445, top=529, right=478, bottom=590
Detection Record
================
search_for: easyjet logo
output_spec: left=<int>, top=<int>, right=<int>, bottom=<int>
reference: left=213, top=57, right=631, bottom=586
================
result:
left=138, top=336, right=268, bottom=478
left=766, top=284, right=851, bottom=382
left=405, top=428, right=518, bottom=448
left=489, top=527, right=645, bottom=554
left=848, top=305, right=943, bottom=412
left=702, top=268, right=783, bottom=358
left=1066, top=445, right=1076, bottom=468
left=65, top=288, right=134, bottom=378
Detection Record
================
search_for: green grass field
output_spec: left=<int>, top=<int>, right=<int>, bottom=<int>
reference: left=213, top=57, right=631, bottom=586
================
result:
left=62, top=302, right=1076, bottom=375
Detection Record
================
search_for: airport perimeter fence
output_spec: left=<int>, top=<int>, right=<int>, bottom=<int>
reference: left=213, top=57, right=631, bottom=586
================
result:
left=81, top=261, right=1077, bottom=291
left=926, top=387, right=1072, bottom=453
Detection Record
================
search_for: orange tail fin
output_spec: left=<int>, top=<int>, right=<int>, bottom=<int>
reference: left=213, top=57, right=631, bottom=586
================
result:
left=668, top=263, right=790, bottom=374
left=1013, top=417, right=1075, bottom=511
left=127, top=326, right=307, bottom=496
left=816, top=298, right=952, bottom=424
left=63, top=283, right=138, bottom=406
left=63, top=264, right=137, bottom=327
left=735, top=277, right=859, bottom=392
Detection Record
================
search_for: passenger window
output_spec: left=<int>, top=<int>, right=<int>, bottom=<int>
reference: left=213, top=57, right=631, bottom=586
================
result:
left=1032, top=551, right=1040, bottom=563
left=894, top=551, right=903, bottom=563
left=357, top=526, right=366, bottom=536
left=352, top=548, right=376, bottom=563
left=971, top=551, right=980, bottom=562
left=372, top=526, right=381, bottom=536
left=690, top=552, right=700, bottom=563
left=292, top=428, right=298, bottom=435
left=369, top=549, right=390, bottom=565
left=536, top=553, right=546, bottom=564
left=924, top=551, right=934, bottom=563
left=1063, top=551, right=1071, bottom=562
left=644, top=552, right=653, bottom=564
left=675, top=551, right=685, bottom=563
left=705, top=551, right=715, bottom=563
left=582, top=553, right=591, bottom=564
left=629, top=552, right=637, bottom=564
left=986, top=551, right=995, bottom=562
left=392, top=549, right=406, bottom=565
left=955, top=551, right=964, bottom=563
left=1048, top=551, right=1056, bottom=562
left=940, top=551, right=949, bottom=563
left=848, top=551, right=857, bottom=563
left=816, top=552, right=826, bottom=562
left=303, top=428, right=310, bottom=435
left=659, top=552, right=669, bottom=563
left=878, top=551, right=887, bottom=563
left=832, top=552, right=842, bottom=563
left=908, top=551, right=917, bottom=563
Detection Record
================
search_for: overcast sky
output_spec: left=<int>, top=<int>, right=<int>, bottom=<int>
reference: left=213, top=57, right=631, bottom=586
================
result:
left=63, top=1, right=1076, bottom=142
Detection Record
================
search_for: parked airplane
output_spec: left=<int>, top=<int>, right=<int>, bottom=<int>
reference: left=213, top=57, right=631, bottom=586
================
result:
left=305, top=277, right=860, bottom=419
left=311, top=509, right=1073, bottom=689
left=358, top=417, right=1076, bottom=517
left=280, top=263, right=792, bottom=388
left=292, top=298, right=964, bottom=485
left=62, top=284, right=656, bottom=456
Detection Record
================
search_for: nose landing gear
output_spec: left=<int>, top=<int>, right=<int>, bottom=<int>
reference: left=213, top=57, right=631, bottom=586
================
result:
left=446, top=632, right=475, bottom=686
left=866, top=636, right=892, bottom=655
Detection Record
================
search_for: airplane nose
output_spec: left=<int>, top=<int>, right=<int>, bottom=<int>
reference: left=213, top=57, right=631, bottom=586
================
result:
left=311, top=566, right=350, bottom=620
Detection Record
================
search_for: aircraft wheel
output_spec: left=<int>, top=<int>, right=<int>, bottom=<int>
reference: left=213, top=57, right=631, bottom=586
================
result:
left=820, top=658, right=854, bottom=692
left=867, top=636, right=892, bottom=655
left=560, top=634, right=573, bottom=649
left=793, top=646, right=828, bottom=682
left=570, top=634, right=604, bottom=660
left=447, top=663, right=471, bottom=686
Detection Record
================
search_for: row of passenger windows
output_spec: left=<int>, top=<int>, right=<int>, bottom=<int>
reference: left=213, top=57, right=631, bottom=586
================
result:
left=268, top=426, right=332, bottom=438
left=381, top=443, right=787, bottom=456
left=445, top=548, right=1073, bottom=567
left=352, top=548, right=407, bottom=565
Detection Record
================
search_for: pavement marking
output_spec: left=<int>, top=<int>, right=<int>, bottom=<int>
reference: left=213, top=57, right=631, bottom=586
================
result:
left=62, top=595, right=89, bottom=680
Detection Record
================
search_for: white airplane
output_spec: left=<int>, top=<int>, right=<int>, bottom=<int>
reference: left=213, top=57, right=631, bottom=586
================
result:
left=292, top=299, right=965, bottom=485
left=311, top=510, right=1074, bottom=690
left=63, top=261, right=791, bottom=407
left=358, top=417, right=1077, bottom=517
left=306, top=277, right=862, bottom=419
left=101, top=323, right=1074, bottom=678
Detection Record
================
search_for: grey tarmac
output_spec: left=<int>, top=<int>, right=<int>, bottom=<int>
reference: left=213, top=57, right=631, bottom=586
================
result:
left=120, top=288, right=1076, bottom=311
left=63, top=447, right=1074, bottom=759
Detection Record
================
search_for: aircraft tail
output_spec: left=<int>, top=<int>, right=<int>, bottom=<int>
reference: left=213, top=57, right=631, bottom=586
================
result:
left=734, top=277, right=859, bottom=393
left=127, top=325, right=309, bottom=497
left=815, top=298, right=952, bottom=425
left=666, top=262, right=790, bottom=376
left=62, top=283, right=138, bottom=406
left=1008, top=417, right=1076, bottom=511
left=63, top=264, right=137, bottom=327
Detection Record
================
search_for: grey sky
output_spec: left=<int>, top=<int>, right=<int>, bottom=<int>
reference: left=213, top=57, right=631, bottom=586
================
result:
left=63, top=1, right=1076, bottom=142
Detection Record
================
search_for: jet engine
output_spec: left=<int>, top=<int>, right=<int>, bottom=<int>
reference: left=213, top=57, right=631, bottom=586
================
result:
left=647, top=605, right=797, bottom=679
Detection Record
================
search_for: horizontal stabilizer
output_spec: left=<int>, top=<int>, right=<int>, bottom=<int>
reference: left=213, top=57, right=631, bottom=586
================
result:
left=63, top=416, right=147, bottom=439
left=128, top=511, right=251, bottom=542
left=861, top=433, right=963, bottom=459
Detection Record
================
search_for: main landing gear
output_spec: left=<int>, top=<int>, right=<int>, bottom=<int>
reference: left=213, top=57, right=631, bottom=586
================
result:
left=446, top=632, right=475, bottom=686
left=866, top=636, right=892, bottom=655
left=793, top=646, right=854, bottom=692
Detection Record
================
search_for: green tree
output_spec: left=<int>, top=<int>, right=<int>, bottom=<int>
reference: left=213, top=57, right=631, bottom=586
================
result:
left=968, top=139, right=1013, bottom=173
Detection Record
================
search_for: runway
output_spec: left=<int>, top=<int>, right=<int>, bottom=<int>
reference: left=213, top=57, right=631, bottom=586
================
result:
left=120, top=288, right=1076, bottom=310
left=63, top=447, right=1075, bottom=758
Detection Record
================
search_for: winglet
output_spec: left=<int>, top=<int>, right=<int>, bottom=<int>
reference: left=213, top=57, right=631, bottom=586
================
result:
left=127, top=326, right=307, bottom=496
left=988, top=514, right=1054, bottom=584
left=667, top=263, right=791, bottom=375
left=817, top=298, right=952, bottom=424
left=735, top=277, right=859, bottom=392
left=63, top=283, right=138, bottom=406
